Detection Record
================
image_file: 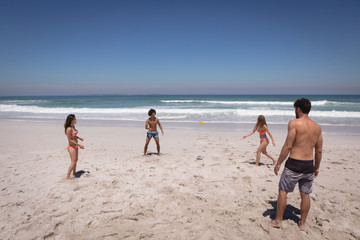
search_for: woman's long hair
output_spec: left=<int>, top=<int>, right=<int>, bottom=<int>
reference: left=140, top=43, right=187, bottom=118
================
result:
left=64, top=114, right=76, bottom=134
left=255, top=115, right=267, bottom=130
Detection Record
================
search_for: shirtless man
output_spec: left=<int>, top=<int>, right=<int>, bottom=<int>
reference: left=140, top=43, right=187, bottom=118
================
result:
left=144, top=108, right=164, bottom=156
left=268, top=98, right=323, bottom=231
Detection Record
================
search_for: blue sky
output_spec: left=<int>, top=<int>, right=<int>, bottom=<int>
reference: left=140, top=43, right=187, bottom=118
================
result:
left=0, top=0, right=359, bottom=96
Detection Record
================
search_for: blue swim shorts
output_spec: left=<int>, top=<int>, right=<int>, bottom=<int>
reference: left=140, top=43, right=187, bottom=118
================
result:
left=147, top=130, right=159, bottom=138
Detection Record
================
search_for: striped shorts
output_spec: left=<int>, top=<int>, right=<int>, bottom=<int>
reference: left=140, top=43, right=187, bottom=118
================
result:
left=279, top=168, right=314, bottom=194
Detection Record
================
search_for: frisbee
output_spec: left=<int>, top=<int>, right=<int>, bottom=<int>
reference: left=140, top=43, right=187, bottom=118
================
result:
left=199, top=121, right=205, bottom=124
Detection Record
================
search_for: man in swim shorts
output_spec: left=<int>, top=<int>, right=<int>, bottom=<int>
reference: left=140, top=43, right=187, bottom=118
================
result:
left=144, top=108, right=164, bottom=156
left=268, top=98, right=323, bottom=231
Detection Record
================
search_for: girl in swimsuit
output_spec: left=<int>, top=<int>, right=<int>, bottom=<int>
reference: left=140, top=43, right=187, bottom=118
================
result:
left=64, top=114, right=84, bottom=180
left=242, top=115, right=276, bottom=166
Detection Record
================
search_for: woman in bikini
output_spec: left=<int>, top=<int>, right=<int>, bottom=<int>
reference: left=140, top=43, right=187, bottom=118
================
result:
left=242, top=115, right=276, bottom=166
left=64, top=114, right=84, bottom=180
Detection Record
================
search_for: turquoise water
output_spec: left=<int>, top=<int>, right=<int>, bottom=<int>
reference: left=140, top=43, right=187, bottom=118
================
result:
left=0, top=95, right=359, bottom=127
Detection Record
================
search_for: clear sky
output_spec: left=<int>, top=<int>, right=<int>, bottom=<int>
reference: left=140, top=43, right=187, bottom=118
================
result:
left=0, top=0, right=359, bottom=96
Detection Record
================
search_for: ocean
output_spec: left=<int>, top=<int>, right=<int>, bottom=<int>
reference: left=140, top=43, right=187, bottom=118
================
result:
left=0, top=95, right=359, bottom=133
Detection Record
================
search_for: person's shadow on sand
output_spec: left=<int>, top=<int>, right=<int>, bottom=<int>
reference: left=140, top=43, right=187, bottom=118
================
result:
left=146, top=152, right=160, bottom=156
left=74, top=170, right=90, bottom=178
left=263, top=200, right=300, bottom=223
left=249, top=162, right=265, bottom=166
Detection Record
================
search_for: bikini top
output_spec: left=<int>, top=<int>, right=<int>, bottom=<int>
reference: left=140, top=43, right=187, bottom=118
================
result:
left=71, top=130, right=78, bottom=137
left=258, top=129, right=265, bottom=134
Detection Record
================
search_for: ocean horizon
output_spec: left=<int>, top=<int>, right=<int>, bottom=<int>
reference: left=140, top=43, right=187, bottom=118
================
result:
left=1, top=94, right=359, bottom=134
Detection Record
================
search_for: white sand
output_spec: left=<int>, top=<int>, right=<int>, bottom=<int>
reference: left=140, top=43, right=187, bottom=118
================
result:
left=0, top=120, right=359, bottom=239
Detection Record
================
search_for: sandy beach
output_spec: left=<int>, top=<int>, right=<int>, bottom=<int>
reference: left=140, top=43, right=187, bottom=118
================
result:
left=0, top=120, right=359, bottom=239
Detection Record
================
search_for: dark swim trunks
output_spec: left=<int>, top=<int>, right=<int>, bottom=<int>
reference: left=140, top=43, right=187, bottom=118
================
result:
left=285, top=157, right=315, bottom=174
left=279, top=158, right=315, bottom=194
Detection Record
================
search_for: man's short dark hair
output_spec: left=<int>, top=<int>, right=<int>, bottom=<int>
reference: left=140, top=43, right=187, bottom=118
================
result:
left=294, top=98, right=311, bottom=114
left=148, top=108, right=156, bottom=116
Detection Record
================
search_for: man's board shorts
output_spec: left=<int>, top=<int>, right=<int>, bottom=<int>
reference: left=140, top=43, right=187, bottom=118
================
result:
left=147, top=130, right=159, bottom=138
left=279, top=157, right=315, bottom=194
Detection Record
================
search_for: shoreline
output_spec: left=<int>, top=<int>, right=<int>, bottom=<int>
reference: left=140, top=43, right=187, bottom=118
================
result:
left=1, top=117, right=360, bottom=136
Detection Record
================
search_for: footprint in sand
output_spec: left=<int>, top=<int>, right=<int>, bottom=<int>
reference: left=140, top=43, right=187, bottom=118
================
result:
left=330, top=161, right=345, bottom=165
left=111, top=180, right=119, bottom=186
left=243, top=176, right=251, bottom=184
left=237, top=167, right=245, bottom=172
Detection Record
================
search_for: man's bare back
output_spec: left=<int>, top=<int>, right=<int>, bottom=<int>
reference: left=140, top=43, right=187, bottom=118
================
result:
left=289, top=117, right=322, bottom=161
left=275, top=106, right=323, bottom=176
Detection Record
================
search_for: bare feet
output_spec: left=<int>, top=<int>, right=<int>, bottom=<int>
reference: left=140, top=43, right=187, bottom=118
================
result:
left=66, top=178, right=72, bottom=181
left=298, top=222, right=306, bottom=231
left=254, top=164, right=259, bottom=166
left=267, top=220, right=283, bottom=229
